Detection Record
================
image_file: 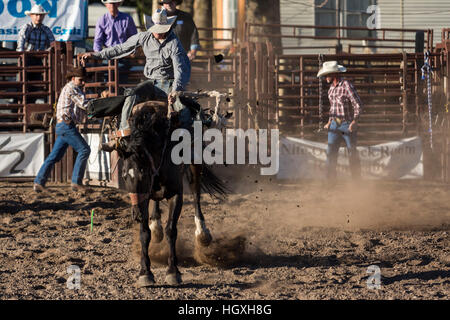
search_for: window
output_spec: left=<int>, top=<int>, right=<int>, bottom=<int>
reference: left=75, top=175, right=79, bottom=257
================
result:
left=314, top=0, right=338, bottom=37
left=314, top=0, right=377, bottom=38
left=346, top=0, right=376, bottom=38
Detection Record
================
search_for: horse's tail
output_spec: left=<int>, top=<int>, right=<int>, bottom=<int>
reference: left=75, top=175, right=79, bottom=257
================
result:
left=200, top=165, right=229, bottom=201
left=185, top=165, right=229, bottom=201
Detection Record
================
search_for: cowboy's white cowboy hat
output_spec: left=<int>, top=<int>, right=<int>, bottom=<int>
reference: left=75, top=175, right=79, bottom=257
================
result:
left=101, top=0, right=124, bottom=4
left=317, top=61, right=347, bottom=78
left=147, top=9, right=176, bottom=34
left=25, top=4, right=49, bottom=16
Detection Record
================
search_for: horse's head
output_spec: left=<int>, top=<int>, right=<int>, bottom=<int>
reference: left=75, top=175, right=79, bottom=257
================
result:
left=127, top=102, right=171, bottom=159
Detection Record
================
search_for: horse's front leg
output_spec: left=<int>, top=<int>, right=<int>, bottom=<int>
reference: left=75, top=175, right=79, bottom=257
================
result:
left=123, top=159, right=155, bottom=287
left=136, top=196, right=156, bottom=288
left=149, top=200, right=164, bottom=243
left=165, top=192, right=183, bottom=285
left=190, top=164, right=212, bottom=247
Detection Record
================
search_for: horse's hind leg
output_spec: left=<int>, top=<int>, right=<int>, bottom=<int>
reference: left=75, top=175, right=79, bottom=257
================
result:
left=136, top=197, right=156, bottom=288
left=149, top=200, right=164, bottom=243
left=189, top=164, right=212, bottom=247
left=165, top=193, right=183, bottom=285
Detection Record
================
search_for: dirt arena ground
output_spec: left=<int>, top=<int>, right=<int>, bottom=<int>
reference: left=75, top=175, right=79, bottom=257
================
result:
left=0, top=169, right=449, bottom=300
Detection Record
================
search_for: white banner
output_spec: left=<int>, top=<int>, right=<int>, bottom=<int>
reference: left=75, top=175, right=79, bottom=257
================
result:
left=0, top=133, right=44, bottom=177
left=278, top=136, right=423, bottom=180
left=0, top=0, right=87, bottom=42
left=82, top=133, right=110, bottom=181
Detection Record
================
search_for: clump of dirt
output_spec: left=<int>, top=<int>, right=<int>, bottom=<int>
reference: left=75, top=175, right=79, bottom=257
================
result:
left=194, top=233, right=246, bottom=268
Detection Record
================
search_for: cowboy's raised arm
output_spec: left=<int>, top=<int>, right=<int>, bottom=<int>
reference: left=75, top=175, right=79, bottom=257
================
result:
left=81, top=33, right=142, bottom=64
left=93, top=32, right=142, bottom=60
left=171, top=40, right=191, bottom=93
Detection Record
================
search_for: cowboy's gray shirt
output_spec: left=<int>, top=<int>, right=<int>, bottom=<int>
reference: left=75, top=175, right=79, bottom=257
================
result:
left=92, top=31, right=190, bottom=92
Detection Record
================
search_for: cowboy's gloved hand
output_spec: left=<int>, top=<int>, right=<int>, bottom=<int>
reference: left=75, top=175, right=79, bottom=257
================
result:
left=101, top=90, right=111, bottom=98
left=80, top=52, right=94, bottom=66
left=168, top=92, right=177, bottom=105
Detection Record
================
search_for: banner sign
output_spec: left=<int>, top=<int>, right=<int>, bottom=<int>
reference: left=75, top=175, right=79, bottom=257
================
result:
left=82, top=133, right=110, bottom=181
left=0, top=0, right=87, bottom=41
left=278, top=136, right=423, bottom=180
left=0, top=133, right=44, bottom=177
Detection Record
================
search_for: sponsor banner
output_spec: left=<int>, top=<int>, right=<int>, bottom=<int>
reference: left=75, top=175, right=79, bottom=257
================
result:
left=0, top=133, right=44, bottom=177
left=278, top=136, right=423, bottom=180
left=82, top=133, right=110, bottom=181
left=0, top=0, right=87, bottom=41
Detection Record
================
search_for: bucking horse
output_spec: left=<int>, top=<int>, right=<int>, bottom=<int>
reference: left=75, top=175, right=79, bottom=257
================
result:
left=88, top=91, right=232, bottom=287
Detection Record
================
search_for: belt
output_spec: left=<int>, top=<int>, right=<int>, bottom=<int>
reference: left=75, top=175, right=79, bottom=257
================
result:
left=332, top=117, right=347, bottom=125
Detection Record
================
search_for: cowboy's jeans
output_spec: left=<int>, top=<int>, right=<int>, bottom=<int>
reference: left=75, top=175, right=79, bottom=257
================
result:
left=119, top=79, right=191, bottom=130
left=34, top=122, right=91, bottom=186
left=326, top=120, right=361, bottom=180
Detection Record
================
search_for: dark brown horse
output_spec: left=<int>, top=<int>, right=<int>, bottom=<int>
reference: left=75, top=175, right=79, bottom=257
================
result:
left=119, top=100, right=228, bottom=287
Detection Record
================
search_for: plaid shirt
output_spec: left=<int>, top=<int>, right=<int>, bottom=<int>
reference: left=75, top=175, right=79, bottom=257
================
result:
left=16, top=22, right=55, bottom=52
left=328, top=79, right=363, bottom=121
left=56, top=82, right=89, bottom=124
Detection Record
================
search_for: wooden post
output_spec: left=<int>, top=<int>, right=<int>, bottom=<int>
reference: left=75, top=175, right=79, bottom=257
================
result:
left=402, top=51, right=408, bottom=135
left=266, top=40, right=275, bottom=131
left=21, top=52, right=26, bottom=132
left=114, top=59, right=119, bottom=95
left=300, top=56, right=304, bottom=138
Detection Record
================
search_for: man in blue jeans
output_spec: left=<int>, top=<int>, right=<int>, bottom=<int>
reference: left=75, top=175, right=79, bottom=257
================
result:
left=34, top=67, right=91, bottom=192
left=317, top=61, right=363, bottom=180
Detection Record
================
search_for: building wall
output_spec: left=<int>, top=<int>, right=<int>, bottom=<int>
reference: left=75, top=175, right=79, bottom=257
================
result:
left=379, top=0, right=450, bottom=43
left=278, top=0, right=450, bottom=54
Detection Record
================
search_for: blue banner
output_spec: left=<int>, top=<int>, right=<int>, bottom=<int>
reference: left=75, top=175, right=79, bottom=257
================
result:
left=0, top=0, right=87, bottom=41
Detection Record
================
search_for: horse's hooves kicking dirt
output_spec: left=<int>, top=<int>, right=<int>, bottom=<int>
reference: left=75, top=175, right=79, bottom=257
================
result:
left=165, top=272, right=182, bottom=286
left=195, top=231, right=212, bottom=247
left=194, top=233, right=246, bottom=268
left=136, top=274, right=155, bottom=288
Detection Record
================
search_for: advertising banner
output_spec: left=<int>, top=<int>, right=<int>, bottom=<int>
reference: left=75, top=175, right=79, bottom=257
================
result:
left=278, top=136, right=423, bottom=180
left=0, top=0, right=87, bottom=41
left=0, top=133, right=44, bottom=177
left=82, top=133, right=110, bottom=181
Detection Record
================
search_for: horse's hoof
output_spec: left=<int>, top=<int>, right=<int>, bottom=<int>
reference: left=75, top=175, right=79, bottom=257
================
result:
left=196, top=230, right=212, bottom=247
left=136, top=274, right=155, bottom=288
left=150, top=220, right=164, bottom=243
left=165, top=272, right=182, bottom=286
left=131, top=206, right=142, bottom=223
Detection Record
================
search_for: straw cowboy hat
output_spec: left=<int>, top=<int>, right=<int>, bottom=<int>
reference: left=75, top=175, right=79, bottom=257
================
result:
left=25, top=4, right=49, bottom=16
left=101, top=0, right=124, bottom=4
left=147, top=9, right=176, bottom=34
left=66, top=66, right=86, bottom=80
left=317, top=61, right=347, bottom=78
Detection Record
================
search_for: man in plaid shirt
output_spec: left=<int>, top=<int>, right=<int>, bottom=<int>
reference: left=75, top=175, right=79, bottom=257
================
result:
left=34, top=67, right=91, bottom=193
left=16, top=5, right=55, bottom=103
left=318, top=61, right=363, bottom=180
left=16, top=4, right=55, bottom=52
